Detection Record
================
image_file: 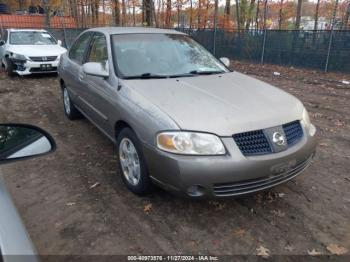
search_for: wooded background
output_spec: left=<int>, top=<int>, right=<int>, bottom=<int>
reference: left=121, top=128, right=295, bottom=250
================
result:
left=1, top=0, right=349, bottom=30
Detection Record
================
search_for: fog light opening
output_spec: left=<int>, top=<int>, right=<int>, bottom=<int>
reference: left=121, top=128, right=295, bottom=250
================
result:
left=187, top=185, right=205, bottom=197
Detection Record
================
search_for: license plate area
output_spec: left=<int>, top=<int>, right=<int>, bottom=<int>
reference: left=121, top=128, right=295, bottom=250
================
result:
left=40, top=64, right=52, bottom=70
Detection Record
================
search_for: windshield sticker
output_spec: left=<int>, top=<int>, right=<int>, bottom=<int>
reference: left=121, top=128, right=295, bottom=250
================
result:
left=41, top=33, right=51, bottom=38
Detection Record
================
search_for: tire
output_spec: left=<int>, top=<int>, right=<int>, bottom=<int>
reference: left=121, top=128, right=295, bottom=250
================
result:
left=116, top=128, right=154, bottom=195
left=62, top=86, right=83, bottom=120
left=5, top=57, right=15, bottom=77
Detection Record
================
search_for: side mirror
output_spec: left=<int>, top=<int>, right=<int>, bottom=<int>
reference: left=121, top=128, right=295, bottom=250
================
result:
left=0, top=124, right=56, bottom=164
left=83, top=62, right=109, bottom=78
left=0, top=40, right=5, bottom=46
left=220, top=57, right=230, bottom=68
left=57, top=40, right=62, bottom=46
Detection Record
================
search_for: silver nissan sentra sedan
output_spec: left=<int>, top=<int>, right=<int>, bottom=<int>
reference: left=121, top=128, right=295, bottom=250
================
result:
left=58, top=27, right=316, bottom=198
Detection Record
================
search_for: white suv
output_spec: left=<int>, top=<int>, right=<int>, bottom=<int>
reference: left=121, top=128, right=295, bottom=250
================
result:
left=0, top=29, right=67, bottom=76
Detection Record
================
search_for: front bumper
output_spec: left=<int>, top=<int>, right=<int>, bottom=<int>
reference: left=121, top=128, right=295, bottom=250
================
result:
left=10, top=58, right=59, bottom=76
left=143, top=124, right=317, bottom=198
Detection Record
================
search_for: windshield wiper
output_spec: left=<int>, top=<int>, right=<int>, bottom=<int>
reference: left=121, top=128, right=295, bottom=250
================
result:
left=189, top=70, right=225, bottom=75
left=168, top=73, right=196, bottom=78
left=124, top=73, right=168, bottom=79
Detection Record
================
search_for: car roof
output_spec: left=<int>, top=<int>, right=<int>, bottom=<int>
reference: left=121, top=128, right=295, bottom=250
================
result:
left=85, top=27, right=186, bottom=36
left=8, top=28, right=48, bottom=32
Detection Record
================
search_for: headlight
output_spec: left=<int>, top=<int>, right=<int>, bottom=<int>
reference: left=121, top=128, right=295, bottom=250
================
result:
left=156, top=132, right=226, bottom=155
left=302, top=108, right=311, bottom=128
left=11, top=53, right=27, bottom=60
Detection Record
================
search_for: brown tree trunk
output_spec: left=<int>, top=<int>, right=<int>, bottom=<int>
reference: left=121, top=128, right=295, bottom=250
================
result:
left=165, top=0, right=171, bottom=28
left=314, top=0, right=320, bottom=30
left=121, top=0, right=126, bottom=25
left=255, top=0, right=260, bottom=29
left=278, top=0, right=284, bottom=29
left=246, top=0, right=256, bottom=30
left=263, top=0, right=267, bottom=29
left=190, top=0, right=193, bottom=29
left=102, top=0, right=106, bottom=25
left=224, top=0, right=230, bottom=29
left=295, top=0, right=302, bottom=29
left=152, top=0, right=158, bottom=27
left=197, top=0, right=201, bottom=29
left=177, top=0, right=180, bottom=28
left=113, top=0, right=121, bottom=26
left=203, top=0, right=210, bottom=29
left=133, top=0, right=136, bottom=26
left=235, top=0, right=240, bottom=30
left=143, top=0, right=153, bottom=26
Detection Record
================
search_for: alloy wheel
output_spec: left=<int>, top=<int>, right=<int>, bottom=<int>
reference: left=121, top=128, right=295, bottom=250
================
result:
left=119, top=138, right=141, bottom=186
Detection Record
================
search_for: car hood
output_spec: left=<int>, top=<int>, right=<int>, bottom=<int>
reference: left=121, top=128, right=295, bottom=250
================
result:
left=7, top=45, right=67, bottom=57
left=124, top=71, right=304, bottom=136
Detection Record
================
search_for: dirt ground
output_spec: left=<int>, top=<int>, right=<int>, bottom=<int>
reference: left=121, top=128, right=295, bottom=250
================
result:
left=0, top=61, right=349, bottom=258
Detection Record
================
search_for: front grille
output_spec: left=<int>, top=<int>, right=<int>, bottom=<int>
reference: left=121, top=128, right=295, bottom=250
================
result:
left=29, top=56, right=57, bottom=62
left=233, top=120, right=304, bottom=156
left=283, top=121, right=303, bottom=146
left=233, top=130, right=272, bottom=156
left=213, top=155, right=313, bottom=197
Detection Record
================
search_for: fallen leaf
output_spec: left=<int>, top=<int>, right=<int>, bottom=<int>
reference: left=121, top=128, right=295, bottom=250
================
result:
left=284, top=245, right=294, bottom=252
left=308, top=249, right=322, bottom=256
left=232, top=228, right=246, bottom=237
left=256, top=245, right=270, bottom=258
left=326, top=244, right=348, bottom=255
left=209, top=201, right=226, bottom=210
left=89, top=182, right=100, bottom=189
left=144, top=203, right=152, bottom=213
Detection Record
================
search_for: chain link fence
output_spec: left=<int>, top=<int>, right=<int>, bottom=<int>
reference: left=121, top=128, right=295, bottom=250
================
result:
left=1, top=14, right=350, bottom=73
left=182, top=29, right=350, bottom=73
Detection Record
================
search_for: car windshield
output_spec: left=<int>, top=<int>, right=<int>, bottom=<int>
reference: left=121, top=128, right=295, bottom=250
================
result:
left=111, top=33, right=229, bottom=78
left=10, top=31, right=56, bottom=45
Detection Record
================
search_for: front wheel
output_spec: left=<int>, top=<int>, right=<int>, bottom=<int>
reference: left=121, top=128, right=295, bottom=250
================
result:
left=62, top=87, right=82, bottom=120
left=116, top=128, right=153, bottom=195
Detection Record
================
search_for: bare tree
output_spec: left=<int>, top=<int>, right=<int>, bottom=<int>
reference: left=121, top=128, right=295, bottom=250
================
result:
left=255, top=0, right=260, bottom=29
left=197, top=0, right=202, bottom=29
left=165, top=0, right=171, bottom=27
left=143, top=0, right=153, bottom=26
left=113, top=0, right=121, bottom=26
left=132, top=0, right=136, bottom=26
left=295, top=0, right=302, bottom=29
left=235, top=0, right=240, bottom=30
left=177, top=0, right=180, bottom=28
left=190, top=0, right=193, bottom=29
left=102, top=0, right=106, bottom=25
left=246, top=0, right=256, bottom=30
left=203, top=0, right=210, bottom=29
left=152, top=0, right=158, bottom=27
left=122, top=0, right=126, bottom=25
left=263, top=0, right=267, bottom=29
left=224, top=0, right=231, bottom=29
left=42, top=0, right=50, bottom=28
left=314, top=0, right=320, bottom=30
left=278, top=0, right=284, bottom=30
